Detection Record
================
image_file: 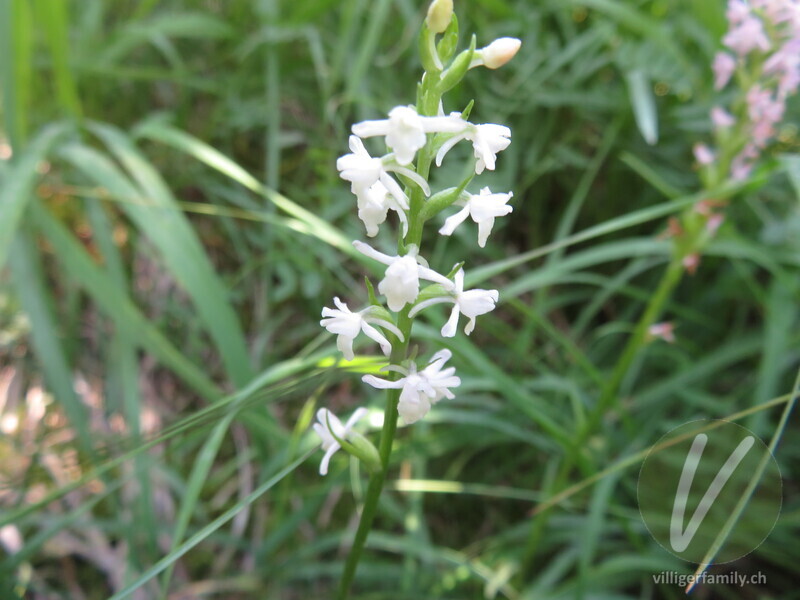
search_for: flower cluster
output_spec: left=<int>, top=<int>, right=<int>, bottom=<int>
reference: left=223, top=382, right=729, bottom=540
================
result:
left=312, top=0, right=520, bottom=475
left=678, top=0, right=799, bottom=276
left=702, top=0, right=800, bottom=181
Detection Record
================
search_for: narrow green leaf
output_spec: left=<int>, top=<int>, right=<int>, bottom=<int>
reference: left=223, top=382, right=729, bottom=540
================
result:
left=159, top=412, right=236, bottom=596
left=35, top=0, right=83, bottom=118
left=9, top=230, right=92, bottom=451
left=133, top=120, right=356, bottom=256
left=625, top=69, right=658, bottom=145
left=576, top=474, right=618, bottom=600
left=86, top=200, right=157, bottom=559
left=0, top=123, right=71, bottom=270
left=107, top=451, right=313, bottom=600
left=63, top=133, right=254, bottom=388
left=0, top=0, right=34, bottom=147
left=781, top=154, right=800, bottom=200
left=467, top=179, right=754, bottom=288
left=29, top=200, right=220, bottom=400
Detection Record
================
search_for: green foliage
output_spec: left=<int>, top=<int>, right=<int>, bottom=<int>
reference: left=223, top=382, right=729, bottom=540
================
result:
left=0, top=0, right=798, bottom=598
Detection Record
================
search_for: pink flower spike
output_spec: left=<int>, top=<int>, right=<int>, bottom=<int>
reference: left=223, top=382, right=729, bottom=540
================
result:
left=707, top=214, right=725, bottom=236
left=764, top=38, right=800, bottom=98
left=694, top=198, right=727, bottom=216
left=682, top=254, right=701, bottom=275
left=726, top=0, right=751, bottom=26
left=713, top=53, right=736, bottom=90
left=723, top=16, right=771, bottom=56
left=693, top=143, right=715, bottom=166
left=711, top=106, right=736, bottom=129
left=730, top=152, right=754, bottom=181
left=648, top=322, right=676, bottom=344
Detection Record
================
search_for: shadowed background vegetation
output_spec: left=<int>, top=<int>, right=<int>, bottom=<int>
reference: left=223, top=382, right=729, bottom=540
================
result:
left=0, top=0, right=798, bottom=598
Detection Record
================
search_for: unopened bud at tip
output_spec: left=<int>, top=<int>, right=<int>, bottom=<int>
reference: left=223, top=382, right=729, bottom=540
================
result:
left=479, top=37, right=521, bottom=69
left=426, top=0, right=453, bottom=34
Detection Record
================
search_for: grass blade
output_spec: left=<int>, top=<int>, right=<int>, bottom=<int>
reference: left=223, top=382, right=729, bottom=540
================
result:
left=29, top=200, right=221, bottom=400
left=625, top=69, right=658, bottom=145
left=0, top=123, right=71, bottom=270
left=9, top=230, right=92, bottom=451
left=107, top=451, right=313, bottom=600
left=34, top=0, right=83, bottom=118
left=62, top=135, right=253, bottom=388
left=133, top=120, right=357, bottom=257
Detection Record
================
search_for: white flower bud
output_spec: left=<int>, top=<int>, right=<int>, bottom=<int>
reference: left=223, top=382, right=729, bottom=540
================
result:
left=426, top=0, right=453, bottom=34
left=476, top=37, right=521, bottom=69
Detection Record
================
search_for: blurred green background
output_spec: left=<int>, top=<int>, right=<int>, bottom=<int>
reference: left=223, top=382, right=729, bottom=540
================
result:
left=0, top=0, right=798, bottom=598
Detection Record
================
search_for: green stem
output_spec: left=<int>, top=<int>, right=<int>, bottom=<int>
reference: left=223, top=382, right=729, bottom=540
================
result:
left=589, top=256, right=684, bottom=430
left=520, top=255, right=684, bottom=573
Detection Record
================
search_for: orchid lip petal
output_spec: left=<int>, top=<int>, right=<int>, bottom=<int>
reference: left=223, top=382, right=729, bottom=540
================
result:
left=319, top=444, right=338, bottom=475
left=439, top=206, right=471, bottom=236
left=441, top=305, right=461, bottom=337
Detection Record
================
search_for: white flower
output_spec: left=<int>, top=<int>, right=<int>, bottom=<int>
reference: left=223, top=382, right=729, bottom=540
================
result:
left=337, top=135, right=430, bottom=206
left=470, top=37, right=522, bottom=69
left=420, top=349, right=461, bottom=402
left=362, top=352, right=460, bottom=424
left=355, top=180, right=409, bottom=238
left=438, top=187, right=513, bottom=247
left=353, top=241, right=454, bottom=311
left=352, top=106, right=467, bottom=166
left=313, top=408, right=367, bottom=475
left=435, top=122, right=511, bottom=174
left=320, top=297, right=404, bottom=360
left=381, top=256, right=423, bottom=311
left=409, top=266, right=498, bottom=336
